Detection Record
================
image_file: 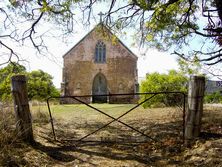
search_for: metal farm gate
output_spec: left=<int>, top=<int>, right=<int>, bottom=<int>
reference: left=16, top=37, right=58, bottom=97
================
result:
left=46, top=92, right=186, bottom=143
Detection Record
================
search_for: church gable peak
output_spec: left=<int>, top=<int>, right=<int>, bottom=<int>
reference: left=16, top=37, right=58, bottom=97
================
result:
left=63, top=23, right=137, bottom=60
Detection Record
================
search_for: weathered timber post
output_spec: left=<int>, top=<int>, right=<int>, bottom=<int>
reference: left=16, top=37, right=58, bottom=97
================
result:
left=11, top=75, right=34, bottom=143
left=185, top=75, right=205, bottom=144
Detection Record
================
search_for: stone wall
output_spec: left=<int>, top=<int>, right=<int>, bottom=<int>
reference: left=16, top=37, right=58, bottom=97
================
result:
left=62, top=24, right=138, bottom=104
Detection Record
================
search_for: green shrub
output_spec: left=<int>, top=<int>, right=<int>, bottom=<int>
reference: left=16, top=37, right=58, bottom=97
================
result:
left=140, top=70, right=188, bottom=108
left=0, top=63, right=60, bottom=102
left=204, top=92, right=222, bottom=103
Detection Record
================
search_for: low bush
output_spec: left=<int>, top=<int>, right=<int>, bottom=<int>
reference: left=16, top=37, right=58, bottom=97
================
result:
left=140, top=70, right=187, bottom=108
left=204, top=92, right=222, bottom=103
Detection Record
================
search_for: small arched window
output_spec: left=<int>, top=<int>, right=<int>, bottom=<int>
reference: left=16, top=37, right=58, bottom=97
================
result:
left=95, top=41, right=106, bottom=63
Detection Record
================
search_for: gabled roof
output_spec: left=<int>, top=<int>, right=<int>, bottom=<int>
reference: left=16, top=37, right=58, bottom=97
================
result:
left=63, top=23, right=138, bottom=59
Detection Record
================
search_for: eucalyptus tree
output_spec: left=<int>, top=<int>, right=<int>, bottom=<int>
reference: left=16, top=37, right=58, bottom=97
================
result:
left=0, top=1, right=221, bottom=71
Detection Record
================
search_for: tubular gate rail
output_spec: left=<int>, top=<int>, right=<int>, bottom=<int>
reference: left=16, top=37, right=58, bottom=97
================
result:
left=46, top=92, right=186, bottom=143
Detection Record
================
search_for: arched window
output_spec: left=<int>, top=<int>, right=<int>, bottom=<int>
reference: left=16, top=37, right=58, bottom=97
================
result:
left=95, top=41, right=106, bottom=63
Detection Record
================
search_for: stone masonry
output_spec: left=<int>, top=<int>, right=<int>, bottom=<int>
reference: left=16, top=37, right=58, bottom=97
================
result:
left=61, top=24, right=138, bottom=103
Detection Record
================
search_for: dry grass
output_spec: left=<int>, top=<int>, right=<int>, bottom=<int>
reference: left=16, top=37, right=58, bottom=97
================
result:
left=0, top=103, right=15, bottom=146
left=31, top=105, right=50, bottom=124
left=0, top=103, right=222, bottom=166
left=0, top=102, right=48, bottom=166
left=202, top=105, right=222, bottom=133
left=0, top=103, right=22, bottom=166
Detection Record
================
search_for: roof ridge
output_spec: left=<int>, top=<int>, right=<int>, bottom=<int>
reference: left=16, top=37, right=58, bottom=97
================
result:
left=63, top=23, right=137, bottom=59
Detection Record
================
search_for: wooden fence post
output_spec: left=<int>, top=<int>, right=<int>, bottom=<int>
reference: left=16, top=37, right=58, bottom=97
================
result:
left=11, top=75, right=34, bottom=143
left=185, top=75, right=205, bottom=144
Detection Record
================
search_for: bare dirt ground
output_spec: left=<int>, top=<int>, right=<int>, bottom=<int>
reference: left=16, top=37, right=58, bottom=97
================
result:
left=1, top=104, right=222, bottom=166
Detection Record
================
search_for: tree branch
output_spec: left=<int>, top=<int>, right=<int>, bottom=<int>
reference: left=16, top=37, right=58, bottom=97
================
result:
left=0, top=40, right=19, bottom=65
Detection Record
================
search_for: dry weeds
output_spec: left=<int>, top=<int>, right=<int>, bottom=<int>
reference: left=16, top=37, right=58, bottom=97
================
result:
left=0, top=103, right=221, bottom=166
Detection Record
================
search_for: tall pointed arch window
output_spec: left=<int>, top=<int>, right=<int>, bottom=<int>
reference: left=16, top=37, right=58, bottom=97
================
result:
left=95, top=41, right=106, bottom=63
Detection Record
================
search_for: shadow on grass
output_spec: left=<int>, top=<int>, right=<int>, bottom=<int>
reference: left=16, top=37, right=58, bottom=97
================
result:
left=32, top=141, right=153, bottom=165
left=31, top=106, right=222, bottom=166
left=33, top=119, right=187, bottom=166
left=200, top=132, right=222, bottom=140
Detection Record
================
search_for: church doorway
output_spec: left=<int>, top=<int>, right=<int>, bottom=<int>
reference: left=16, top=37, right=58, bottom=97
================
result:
left=92, top=73, right=107, bottom=103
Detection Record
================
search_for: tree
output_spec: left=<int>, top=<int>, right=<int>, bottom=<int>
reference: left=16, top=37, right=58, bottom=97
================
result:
left=177, top=57, right=202, bottom=76
left=0, top=63, right=26, bottom=101
left=140, top=70, right=187, bottom=108
left=0, top=1, right=222, bottom=69
left=204, top=91, right=222, bottom=103
left=0, top=63, right=59, bottom=101
left=27, top=70, right=60, bottom=101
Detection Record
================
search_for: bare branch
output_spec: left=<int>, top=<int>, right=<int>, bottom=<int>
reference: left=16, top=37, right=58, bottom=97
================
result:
left=172, top=51, right=190, bottom=61
left=204, top=58, right=222, bottom=65
left=21, top=12, right=44, bottom=52
left=0, top=40, right=19, bottom=65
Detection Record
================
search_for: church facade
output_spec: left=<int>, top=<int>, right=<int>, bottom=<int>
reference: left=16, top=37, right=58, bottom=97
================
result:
left=61, top=24, right=138, bottom=103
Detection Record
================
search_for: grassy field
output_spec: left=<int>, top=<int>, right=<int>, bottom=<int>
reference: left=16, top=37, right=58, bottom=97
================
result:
left=32, top=103, right=183, bottom=142
left=1, top=103, right=222, bottom=166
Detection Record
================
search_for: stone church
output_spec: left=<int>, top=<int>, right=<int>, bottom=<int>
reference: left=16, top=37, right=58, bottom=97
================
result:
left=61, top=23, right=138, bottom=103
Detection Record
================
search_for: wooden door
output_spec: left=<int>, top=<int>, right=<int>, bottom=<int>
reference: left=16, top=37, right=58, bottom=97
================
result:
left=92, top=73, right=107, bottom=103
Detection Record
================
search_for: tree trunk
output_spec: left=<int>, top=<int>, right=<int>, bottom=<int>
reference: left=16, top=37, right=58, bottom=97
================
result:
left=11, top=75, right=34, bottom=143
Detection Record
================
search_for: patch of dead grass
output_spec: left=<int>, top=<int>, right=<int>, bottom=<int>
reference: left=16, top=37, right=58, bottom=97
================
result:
left=1, top=103, right=222, bottom=166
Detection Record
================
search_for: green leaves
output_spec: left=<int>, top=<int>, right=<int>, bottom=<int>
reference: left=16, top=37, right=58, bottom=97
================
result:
left=141, top=0, right=199, bottom=52
left=146, top=34, right=154, bottom=41
left=204, top=91, right=222, bottom=103
left=0, top=63, right=59, bottom=102
left=140, top=70, right=188, bottom=108
left=0, top=63, right=26, bottom=101
left=177, top=57, right=202, bottom=76
left=40, top=0, right=53, bottom=12
left=27, top=70, right=60, bottom=101
left=9, top=0, right=19, bottom=7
